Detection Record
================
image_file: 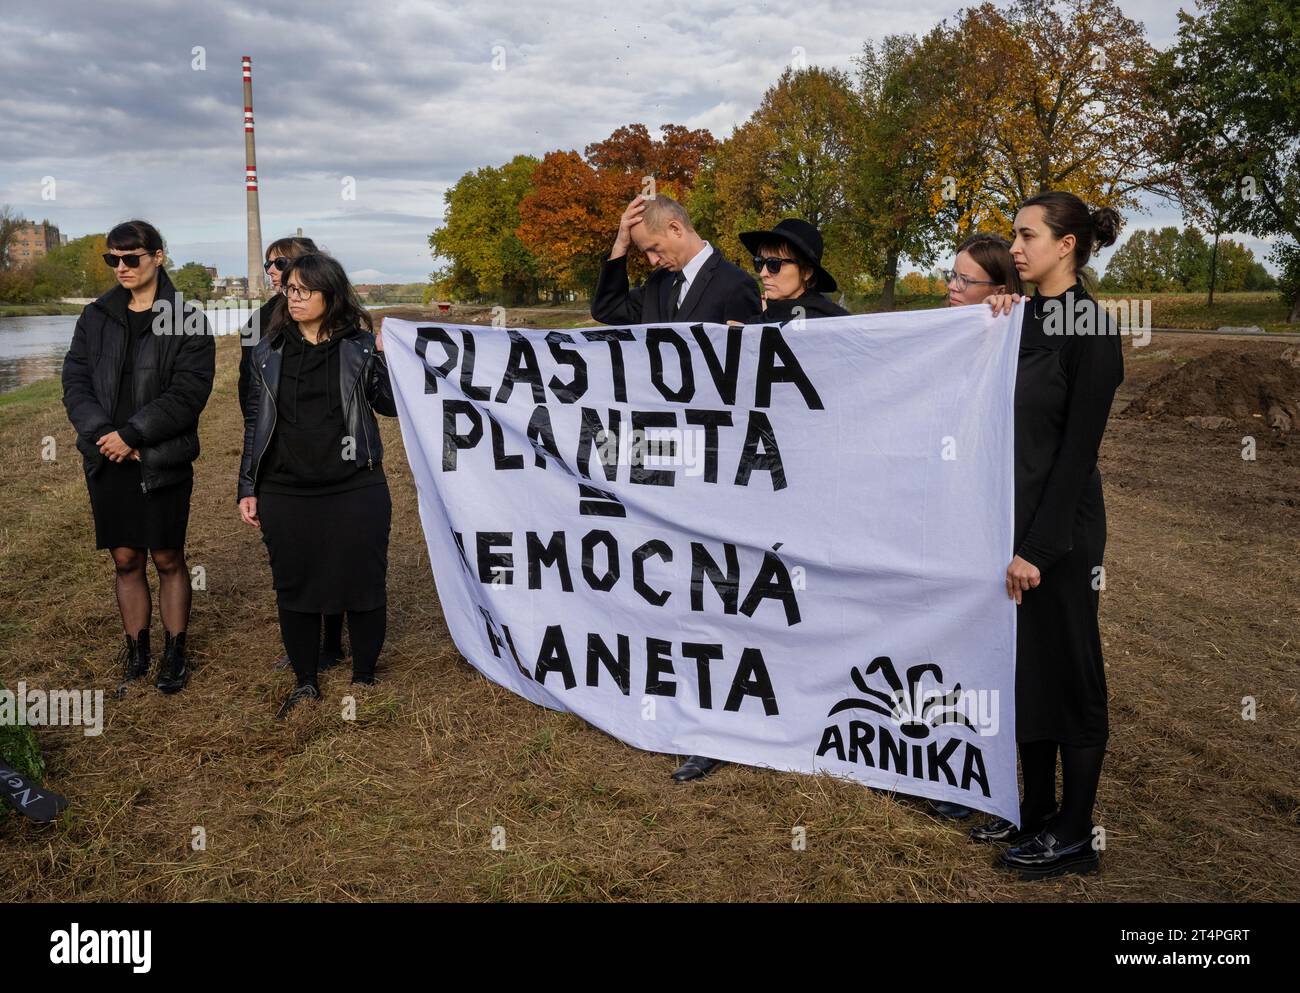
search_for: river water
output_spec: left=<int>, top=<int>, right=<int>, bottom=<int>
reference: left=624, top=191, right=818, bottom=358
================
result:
left=0, top=304, right=399, bottom=395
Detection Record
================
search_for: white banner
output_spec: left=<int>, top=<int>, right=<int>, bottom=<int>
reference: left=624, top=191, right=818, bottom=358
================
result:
left=382, top=305, right=1022, bottom=821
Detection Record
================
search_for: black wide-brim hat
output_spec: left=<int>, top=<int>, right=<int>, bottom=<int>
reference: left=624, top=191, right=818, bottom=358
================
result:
left=740, top=217, right=838, bottom=293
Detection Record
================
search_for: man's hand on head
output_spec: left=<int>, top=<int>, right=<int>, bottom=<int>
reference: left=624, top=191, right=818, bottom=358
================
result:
left=611, top=195, right=649, bottom=260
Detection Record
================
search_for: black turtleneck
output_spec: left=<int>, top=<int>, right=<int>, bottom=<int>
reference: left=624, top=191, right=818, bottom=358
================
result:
left=259, top=322, right=384, bottom=494
left=1013, top=279, right=1124, bottom=570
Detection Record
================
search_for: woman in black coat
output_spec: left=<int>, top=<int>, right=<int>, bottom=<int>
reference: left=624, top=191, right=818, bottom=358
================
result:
left=736, top=218, right=849, bottom=324
left=237, top=253, right=397, bottom=717
left=237, top=234, right=348, bottom=674
left=972, top=192, right=1124, bottom=879
left=61, top=219, right=215, bottom=696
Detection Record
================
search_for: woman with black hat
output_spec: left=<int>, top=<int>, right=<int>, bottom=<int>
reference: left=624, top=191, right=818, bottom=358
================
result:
left=61, top=219, right=215, bottom=697
left=735, top=218, right=849, bottom=324
left=237, top=253, right=397, bottom=718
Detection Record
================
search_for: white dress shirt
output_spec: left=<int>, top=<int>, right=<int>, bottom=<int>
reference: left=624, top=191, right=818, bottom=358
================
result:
left=676, top=241, right=713, bottom=306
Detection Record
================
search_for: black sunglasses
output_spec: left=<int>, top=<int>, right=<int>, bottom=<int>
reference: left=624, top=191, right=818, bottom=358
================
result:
left=263, top=257, right=290, bottom=273
left=753, top=255, right=798, bottom=275
left=102, top=252, right=151, bottom=269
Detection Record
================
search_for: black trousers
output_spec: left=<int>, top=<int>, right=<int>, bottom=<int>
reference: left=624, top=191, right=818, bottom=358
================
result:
left=278, top=605, right=385, bottom=685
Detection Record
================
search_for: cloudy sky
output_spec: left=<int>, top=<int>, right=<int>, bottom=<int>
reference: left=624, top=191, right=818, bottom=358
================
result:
left=1, top=0, right=1272, bottom=284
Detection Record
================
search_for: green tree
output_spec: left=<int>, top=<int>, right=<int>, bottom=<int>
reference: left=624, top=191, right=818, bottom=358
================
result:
left=1156, top=0, right=1300, bottom=320
left=172, top=262, right=214, bottom=301
left=430, top=154, right=541, bottom=304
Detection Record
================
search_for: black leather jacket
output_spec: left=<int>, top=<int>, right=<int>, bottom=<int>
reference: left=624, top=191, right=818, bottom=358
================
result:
left=238, top=324, right=397, bottom=500
left=61, top=269, right=216, bottom=492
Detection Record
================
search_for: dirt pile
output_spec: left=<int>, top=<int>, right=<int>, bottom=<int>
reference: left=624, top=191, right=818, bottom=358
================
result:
left=1123, top=346, right=1300, bottom=431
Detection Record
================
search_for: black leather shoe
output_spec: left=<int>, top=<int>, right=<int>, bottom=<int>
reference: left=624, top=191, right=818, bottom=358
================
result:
left=276, top=682, right=321, bottom=719
left=114, top=629, right=151, bottom=698
left=671, top=756, right=723, bottom=782
left=350, top=671, right=376, bottom=686
left=969, top=808, right=1055, bottom=845
left=997, top=828, right=1100, bottom=879
left=155, top=631, right=189, bottom=694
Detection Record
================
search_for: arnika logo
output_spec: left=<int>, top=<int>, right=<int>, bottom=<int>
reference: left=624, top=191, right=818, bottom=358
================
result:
left=816, top=656, right=992, bottom=797
left=49, top=925, right=151, bottom=973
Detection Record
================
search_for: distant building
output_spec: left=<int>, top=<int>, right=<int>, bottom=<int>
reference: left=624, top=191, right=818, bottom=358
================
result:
left=213, top=275, right=249, bottom=298
left=203, top=266, right=218, bottom=280
left=10, top=221, right=61, bottom=263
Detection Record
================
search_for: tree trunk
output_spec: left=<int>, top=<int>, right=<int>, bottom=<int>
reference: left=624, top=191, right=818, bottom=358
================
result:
left=1207, top=228, right=1219, bottom=307
left=881, top=247, right=900, bottom=310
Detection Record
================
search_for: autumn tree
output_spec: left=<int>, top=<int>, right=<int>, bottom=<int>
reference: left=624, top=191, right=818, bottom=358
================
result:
left=931, top=0, right=1173, bottom=233
left=430, top=154, right=541, bottom=304
left=518, top=124, right=716, bottom=294
left=691, top=67, right=864, bottom=288
left=852, top=35, right=954, bottom=308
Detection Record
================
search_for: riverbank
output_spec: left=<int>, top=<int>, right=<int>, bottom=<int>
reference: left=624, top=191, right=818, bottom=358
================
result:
left=0, top=303, right=84, bottom=317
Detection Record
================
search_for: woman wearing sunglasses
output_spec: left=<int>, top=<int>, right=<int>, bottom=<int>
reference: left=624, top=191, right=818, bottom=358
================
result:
left=61, top=219, right=215, bottom=696
left=736, top=218, right=848, bottom=324
left=238, top=235, right=319, bottom=418
left=237, top=253, right=396, bottom=718
left=236, top=236, right=347, bottom=674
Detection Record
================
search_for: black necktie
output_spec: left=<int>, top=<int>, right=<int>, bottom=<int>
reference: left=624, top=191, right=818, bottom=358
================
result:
left=667, top=273, right=686, bottom=319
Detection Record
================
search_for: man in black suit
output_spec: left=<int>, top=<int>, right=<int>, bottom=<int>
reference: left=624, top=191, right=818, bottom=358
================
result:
left=591, top=195, right=755, bottom=786
left=591, top=194, right=760, bottom=328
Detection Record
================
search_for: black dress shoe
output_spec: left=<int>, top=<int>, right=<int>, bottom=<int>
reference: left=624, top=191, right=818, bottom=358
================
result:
left=969, top=808, right=1055, bottom=845
left=997, top=828, right=1100, bottom=879
left=671, top=755, right=723, bottom=782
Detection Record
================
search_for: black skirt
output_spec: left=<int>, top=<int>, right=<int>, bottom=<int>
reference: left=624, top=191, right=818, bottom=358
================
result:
left=1014, top=475, right=1109, bottom=747
left=85, top=460, right=193, bottom=550
left=258, top=481, right=391, bottom=613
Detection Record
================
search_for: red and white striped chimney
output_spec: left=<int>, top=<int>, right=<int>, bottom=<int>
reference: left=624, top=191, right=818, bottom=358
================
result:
left=242, top=56, right=266, bottom=296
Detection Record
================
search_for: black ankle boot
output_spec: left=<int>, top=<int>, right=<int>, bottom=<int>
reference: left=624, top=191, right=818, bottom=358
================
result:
left=155, top=631, right=189, bottom=694
left=114, top=629, right=151, bottom=697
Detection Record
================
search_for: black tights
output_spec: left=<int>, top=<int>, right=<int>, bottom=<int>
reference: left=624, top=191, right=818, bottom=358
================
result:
left=1019, top=740, right=1107, bottom=844
left=111, top=547, right=190, bottom=637
left=277, top=605, right=385, bottom=686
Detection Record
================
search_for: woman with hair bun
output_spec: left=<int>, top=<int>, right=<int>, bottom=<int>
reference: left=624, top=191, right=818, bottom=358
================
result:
left=971, top=191, right=1125, bottom=878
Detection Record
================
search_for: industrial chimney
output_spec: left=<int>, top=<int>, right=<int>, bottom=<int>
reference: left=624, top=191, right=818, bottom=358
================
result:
left=243, top=56, right=266, bottom=298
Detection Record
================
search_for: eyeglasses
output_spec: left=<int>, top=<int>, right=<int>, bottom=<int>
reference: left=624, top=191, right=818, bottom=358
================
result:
left=102, top=252, right=151, bottom=269
left=284, top=284, right=319, bottom=301
left=753, top=256, right=798, bottom=275
left=263, top=257, right=289, bottom=273
left=942, top=269, right=999, bottom=291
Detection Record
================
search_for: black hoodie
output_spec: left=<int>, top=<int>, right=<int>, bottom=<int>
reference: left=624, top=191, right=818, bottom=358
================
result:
left=259, top=322, right=385, bottom=494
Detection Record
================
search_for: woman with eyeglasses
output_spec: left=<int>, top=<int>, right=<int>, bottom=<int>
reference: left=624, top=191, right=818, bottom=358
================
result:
left=237, top=253, right=397, bottom=718
left=969, top=191, right=1124, bottom=879
left=61, top=219, right=215, bottom=696
left=943, top=233, right=1023, bottom=307
left=236, top=236, right=347, bottom=674
left=734, top=219, right=848, bottom=324
left=917, top=232, right=1028, bottom=821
